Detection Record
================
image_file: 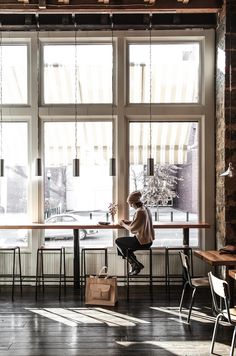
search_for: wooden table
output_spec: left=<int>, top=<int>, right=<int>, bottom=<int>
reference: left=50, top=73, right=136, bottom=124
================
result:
left=194, top=250, right=236, bottom=305
left=0, top=222, right=210, bottom=290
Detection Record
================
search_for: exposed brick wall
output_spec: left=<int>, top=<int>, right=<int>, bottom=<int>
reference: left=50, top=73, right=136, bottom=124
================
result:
left=216, top=0, right=236, bottom=247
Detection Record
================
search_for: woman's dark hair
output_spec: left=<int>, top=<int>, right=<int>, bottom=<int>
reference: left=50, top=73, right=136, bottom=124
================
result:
left=135, top=201, right=143, bottom=208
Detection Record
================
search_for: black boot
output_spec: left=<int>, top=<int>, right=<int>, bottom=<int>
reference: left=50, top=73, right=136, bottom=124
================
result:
left=127, top=256, right=144, bottom=276
left=129, top=253, right=144, bottom=270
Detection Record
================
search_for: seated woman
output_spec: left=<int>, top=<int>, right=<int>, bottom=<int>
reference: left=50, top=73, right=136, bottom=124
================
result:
left=115, top=190, right=155, bottom=275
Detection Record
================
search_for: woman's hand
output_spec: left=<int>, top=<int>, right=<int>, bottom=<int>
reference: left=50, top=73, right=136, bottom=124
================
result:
left=119, top=219, right=125, bottom=226
left=119, top=219, right=130, bottom=227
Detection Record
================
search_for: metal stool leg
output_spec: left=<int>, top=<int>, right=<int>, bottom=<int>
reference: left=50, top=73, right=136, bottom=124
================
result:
left=63, top=248, right=66, bottom=293
left=17, top=247, right=23, bottom=296
left=35, top=249, right=40, bottom=300
left=126, top=250, right=130, bottom=300
left=150, top=249, right=153, bottom=299
left=59, top=249, right=62, bottom=300
left=12, top=249, right=16, bottom=301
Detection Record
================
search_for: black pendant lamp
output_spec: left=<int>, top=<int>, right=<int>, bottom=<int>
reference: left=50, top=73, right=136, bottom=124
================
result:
left=109, top=13, right=116, bottom=176
left=35, top=17, right=42, bottom=176
left=0, top=23, right=4, bottom=177
left=147, top=13, right=154, bottom=176
left=73, top=19, right=80, bottom=177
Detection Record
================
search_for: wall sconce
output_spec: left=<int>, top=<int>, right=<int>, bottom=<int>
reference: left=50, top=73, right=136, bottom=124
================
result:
left=220, top=2, right=234, bottom=178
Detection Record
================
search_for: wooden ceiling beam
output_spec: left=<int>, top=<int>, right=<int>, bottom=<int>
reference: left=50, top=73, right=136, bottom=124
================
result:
left=0, top=0, right=223, bottom=14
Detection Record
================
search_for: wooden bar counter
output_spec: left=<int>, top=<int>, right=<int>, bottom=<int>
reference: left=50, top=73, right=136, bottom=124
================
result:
left=0, top=222, right=210, bottom=289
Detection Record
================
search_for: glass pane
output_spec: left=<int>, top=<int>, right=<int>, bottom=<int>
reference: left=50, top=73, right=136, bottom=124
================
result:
left=2, top=45, right=28, bottom=104
left=44, top=121, right=113, bottom=248
left=129, top=121, right=199, bottom=247
left=129, top=42, right=200, bottom=103
left=43, top=44, right=112, bottom=104
left=0, top=123, right=29, bottom=247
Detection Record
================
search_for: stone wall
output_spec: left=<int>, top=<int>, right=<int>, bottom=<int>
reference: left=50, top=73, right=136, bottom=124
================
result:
left=216, top=0, right=236, bottom=247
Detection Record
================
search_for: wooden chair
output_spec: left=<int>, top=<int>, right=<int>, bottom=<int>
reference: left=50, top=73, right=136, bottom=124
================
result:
left=208, top=271, right=236, bottom=356
left=179, top=251, right=209, bottom=323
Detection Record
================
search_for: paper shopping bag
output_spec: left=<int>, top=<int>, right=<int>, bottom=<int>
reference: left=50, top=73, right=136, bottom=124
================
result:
left=85, top=267, right=118, bottom=306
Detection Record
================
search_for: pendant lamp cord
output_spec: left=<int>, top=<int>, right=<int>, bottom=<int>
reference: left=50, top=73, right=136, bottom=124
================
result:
left=74, top=20, right=78, bottom=159
left=0, top=23, right=2, bottom=160
left=149, top=13, right=152, bottom=159
left=110, top=13, right=114, bottom=159
left=229, top=0, right=232, bottom=163
left=36, top=17, right=40, bottom=162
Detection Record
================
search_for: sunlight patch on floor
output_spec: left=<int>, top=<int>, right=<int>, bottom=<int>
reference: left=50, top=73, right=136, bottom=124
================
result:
left=26, top=307, right=149, bottom=327
left=150, top=306, right=215, bottom=324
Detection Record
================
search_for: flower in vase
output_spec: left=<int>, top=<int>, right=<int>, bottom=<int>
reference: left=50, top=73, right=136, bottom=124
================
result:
left=108, top=203, right=118, bottom=223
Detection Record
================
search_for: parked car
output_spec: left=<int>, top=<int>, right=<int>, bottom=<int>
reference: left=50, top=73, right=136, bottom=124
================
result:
left=45, top=213, right=98, bottom=240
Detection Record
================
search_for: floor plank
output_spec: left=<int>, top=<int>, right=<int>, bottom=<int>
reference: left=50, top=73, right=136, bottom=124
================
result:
left=0, top=285, right=234, bottom=355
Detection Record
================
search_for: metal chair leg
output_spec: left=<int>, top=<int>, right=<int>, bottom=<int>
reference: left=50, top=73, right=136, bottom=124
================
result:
left=230, top=326, right=236, bottom=356
left=187, top=287, right=196, bottom=324
left=179, top=281, right=188, bottom=312
left=210, top=313, right=221, bottom=354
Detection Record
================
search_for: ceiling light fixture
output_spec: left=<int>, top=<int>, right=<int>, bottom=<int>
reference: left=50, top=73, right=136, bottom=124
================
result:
left=147, top=13, right=154, bottom=176
left=58, top=0, right=70, bottom=4
left=144, top=0, right=156, bottom=4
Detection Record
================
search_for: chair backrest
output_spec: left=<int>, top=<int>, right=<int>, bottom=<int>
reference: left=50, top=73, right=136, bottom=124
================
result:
left=208, top=271, right=232, bottom=323
left=179, top=251, right=192, bottom=285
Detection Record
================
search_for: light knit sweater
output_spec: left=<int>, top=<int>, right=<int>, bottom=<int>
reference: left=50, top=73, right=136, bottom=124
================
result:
left=125, top=206, right=155, bottom=245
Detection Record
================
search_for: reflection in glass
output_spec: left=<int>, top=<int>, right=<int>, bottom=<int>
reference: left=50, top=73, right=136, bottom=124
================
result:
left=129, top=42, right=200, bottom=103
left=43, top=44, right=112, bottom=104
left=0, top=123, right=28, bottom=247
left=2, top=45, right=28, bottom=104
left=44, top=121, right=113, bottom=248
left=129, top=121, right=199, bottom=247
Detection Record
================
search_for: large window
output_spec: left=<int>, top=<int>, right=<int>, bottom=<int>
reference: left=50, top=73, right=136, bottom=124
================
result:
left=0, top=123, right=28, bottom=247
left=2, top=45, right=28, bottom=104
left=43, top=44, right=112, bottom=104
left=129, top=42, right=200, bottom=103
left=129, top=121, right=199, bottom=247
left=44, top=121, right=113, bottom=247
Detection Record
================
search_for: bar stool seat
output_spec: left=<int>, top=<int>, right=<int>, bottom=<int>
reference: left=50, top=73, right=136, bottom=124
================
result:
left=165, top=246, right=193, bottom=289
left=0, top=246, right=22, bottom=300
left=81, top=248, right=108, bottom=293
left=36, top=246, right=66, bottom=300
left=126, top=247, right=152, bottom=300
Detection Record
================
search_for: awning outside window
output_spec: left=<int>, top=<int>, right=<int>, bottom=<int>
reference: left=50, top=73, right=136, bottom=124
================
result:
left=130, top=122, right=194, bottom=165
left=44, top=122, right=194, bottom=167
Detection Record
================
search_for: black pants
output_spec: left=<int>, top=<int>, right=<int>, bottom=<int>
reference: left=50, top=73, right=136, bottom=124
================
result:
left=115, top=236, right=152, bottom=262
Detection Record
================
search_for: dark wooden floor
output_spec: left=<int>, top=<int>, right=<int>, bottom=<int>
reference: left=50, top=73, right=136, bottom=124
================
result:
left=0, top=284, right=234, bottom=356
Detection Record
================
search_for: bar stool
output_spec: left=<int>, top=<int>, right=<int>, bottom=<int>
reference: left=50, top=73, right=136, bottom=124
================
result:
left=81, top=248, right=108, bottom=291
left=36, top=246, right=66, bottom=300
left=126, top=247, right=152, bottom=300
left=0, top=246, right=23, bottom=301
left=165, top=246, right=193, bottom=289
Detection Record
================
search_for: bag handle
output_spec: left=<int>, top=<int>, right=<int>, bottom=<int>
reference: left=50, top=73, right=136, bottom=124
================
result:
left=98, top=266, right=109, bottom=279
